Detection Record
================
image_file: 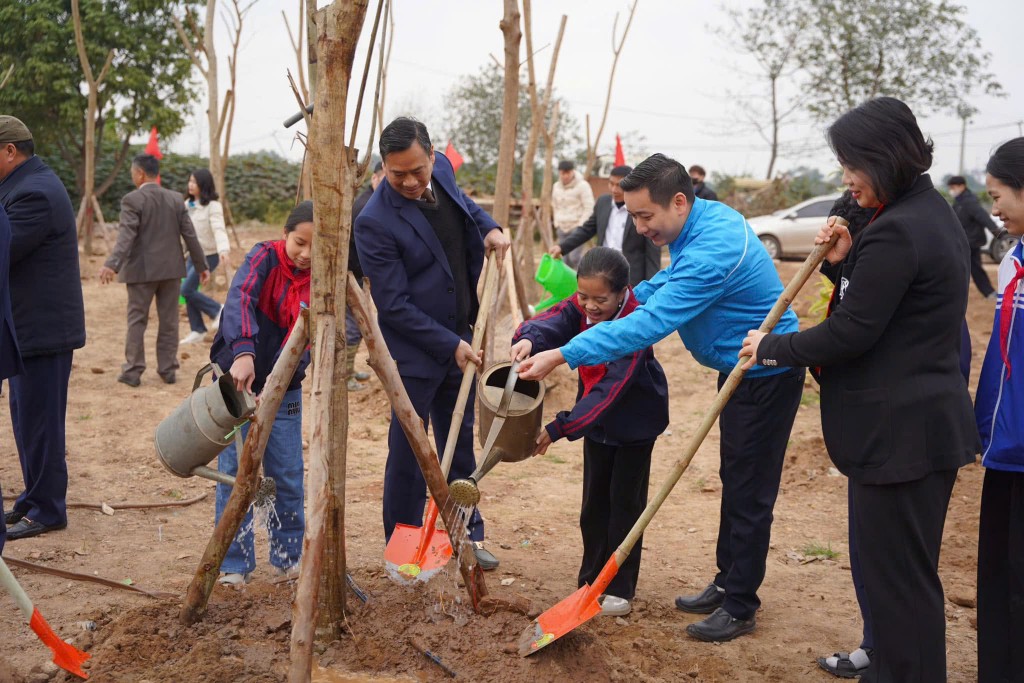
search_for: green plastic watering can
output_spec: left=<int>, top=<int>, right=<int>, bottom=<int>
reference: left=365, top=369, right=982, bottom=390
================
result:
left=534, top=253, right=577, bottom=313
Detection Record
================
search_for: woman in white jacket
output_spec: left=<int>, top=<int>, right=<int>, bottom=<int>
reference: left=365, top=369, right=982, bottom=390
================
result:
left=181, top=168, right=230, bottom=344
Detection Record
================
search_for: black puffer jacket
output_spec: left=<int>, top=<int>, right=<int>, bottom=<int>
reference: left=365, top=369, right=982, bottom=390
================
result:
left=0, top=156, right=85, bottom=358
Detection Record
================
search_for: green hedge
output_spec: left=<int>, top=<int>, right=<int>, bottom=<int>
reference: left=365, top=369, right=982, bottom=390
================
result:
left=44, top=144, right=301, bottom=223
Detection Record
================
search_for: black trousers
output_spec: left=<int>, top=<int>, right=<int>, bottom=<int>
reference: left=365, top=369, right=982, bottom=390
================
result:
left=715, top=366, right=804, bottom=620
left=970, top=246, right=996, bottom=297
left=577, top=438, right=653, bottom=600
left=978, top=468, right=1024, bottom=683
left=7, top=352, right=73, bottom=528
left=851, top=469, right=958, bottom=683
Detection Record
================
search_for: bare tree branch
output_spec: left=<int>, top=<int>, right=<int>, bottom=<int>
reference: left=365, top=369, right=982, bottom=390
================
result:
left=585, top=1, right=637, bottom=177
left=347, top=0, right=385, bottom=152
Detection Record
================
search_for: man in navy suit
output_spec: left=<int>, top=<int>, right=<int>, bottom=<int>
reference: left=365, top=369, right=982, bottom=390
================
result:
left=0, top=204, right=26, bottom=554
left=355, top=117, right=509, bottom=570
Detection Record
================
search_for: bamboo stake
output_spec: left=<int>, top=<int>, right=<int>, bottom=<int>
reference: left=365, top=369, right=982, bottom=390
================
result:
left=346, top=275, right=488, bottom=609
left=180, top=312, right=309, bottom=625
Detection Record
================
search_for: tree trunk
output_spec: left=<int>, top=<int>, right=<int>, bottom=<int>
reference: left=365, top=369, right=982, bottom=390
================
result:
left=287, top=4, right=368, bottom=679
left=766, top=76, right=778, bottom=179
left=180, top=314, right=309, bottom=626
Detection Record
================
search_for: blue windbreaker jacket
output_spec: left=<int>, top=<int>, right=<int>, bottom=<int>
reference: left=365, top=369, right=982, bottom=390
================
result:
left=561, top=198, right=799, bottom=377
left=976, top=237, right=1024, bottom=472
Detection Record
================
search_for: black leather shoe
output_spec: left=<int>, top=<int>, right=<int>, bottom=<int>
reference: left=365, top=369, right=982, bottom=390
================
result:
left=675, top=582, right=725, bottom=614
left=161, top=373, right=176, bottom=385
left=685, top=607, right=756, bottom=642
left=7, top=518, right=67, bottom=540
left=471, top=541, right=499, bottom=571
left=4, top=509, right=26, bottom=525
left=117, top=374, right=141, bottom=387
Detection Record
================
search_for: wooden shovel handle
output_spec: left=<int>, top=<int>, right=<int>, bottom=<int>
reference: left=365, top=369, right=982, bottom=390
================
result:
left=439, top=251, right=500, bottom=477
left=612, top=221, right=846, bottom=564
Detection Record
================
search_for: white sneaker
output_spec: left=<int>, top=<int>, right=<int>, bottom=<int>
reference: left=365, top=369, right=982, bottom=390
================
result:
left=600, top=595, right=632, bottom=616
left=209, top=306, right=223, bottom=332
left=218, top=572, right=251, bottom=586
left=180, top=331, right=205, bottom=345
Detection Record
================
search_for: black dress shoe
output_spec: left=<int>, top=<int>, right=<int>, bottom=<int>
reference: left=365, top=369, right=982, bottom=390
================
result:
left=4, top=509, right=26, bottom=525
left=471, top=541, right=499, bottom=571
left=685, top=607, right=756, bottom=642
left=117, top=374, right=141, bottom=387
left=161, top=373, right=176, bottom=385
left=675, top=582, right=725, bottom=614
left=7, top=518, right=67, bottom=540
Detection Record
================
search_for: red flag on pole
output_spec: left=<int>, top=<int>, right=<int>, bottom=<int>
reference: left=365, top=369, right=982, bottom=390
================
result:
left=614, top=133, right=626, bottom=167
left=445, top=140, right=464, bottom=173
left=144, top=126, right=163, bottom=185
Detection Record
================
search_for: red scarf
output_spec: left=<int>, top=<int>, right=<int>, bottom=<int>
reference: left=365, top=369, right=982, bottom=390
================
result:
left=261, top=240, right=311, bottom=336
left=999, top=261, right=1024, bottom=377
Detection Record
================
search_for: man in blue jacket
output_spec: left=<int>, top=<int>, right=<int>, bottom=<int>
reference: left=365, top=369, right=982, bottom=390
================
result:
left=355, top=118, right=509, bottom=570
left=1, top=203, right=26, bottom=553
left=0, top=116, right=85, bottom=540
left=520, top=154, right=804, bottom=641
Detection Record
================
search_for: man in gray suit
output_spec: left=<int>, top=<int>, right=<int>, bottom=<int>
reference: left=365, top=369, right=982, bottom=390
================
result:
left=99, top=154, right=208, bottom=386
left=549, top=165, right=662, bottom=286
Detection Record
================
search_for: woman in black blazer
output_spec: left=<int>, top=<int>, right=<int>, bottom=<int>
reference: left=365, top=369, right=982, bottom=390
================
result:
left=741, top=97, right=979, bottom=683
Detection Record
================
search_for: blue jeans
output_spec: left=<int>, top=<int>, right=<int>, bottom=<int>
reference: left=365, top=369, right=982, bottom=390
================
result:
left=215, top=388, right=304, bottom=574
left=181, top=254, right=221, bottom=333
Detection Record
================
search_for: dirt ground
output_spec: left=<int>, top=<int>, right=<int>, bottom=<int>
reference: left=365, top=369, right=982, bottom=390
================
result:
left=0, top=223, right=999, bottom=682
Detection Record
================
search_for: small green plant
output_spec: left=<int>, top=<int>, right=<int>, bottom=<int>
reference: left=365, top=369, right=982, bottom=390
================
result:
left=691, top=477, right=707, bottom=492
left=800, top=391, right=820, bottom=407
left=544, top=453, right=567, bottom=465
left=802, top=542, right=839, bottom=560
left=807, top=275, right=835, bottom=323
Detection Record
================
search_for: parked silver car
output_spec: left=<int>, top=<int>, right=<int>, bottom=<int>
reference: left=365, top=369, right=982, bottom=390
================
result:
left=749, top=193, right=1015, bottom=263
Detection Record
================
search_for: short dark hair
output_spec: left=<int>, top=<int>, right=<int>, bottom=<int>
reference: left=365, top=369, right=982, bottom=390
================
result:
left=986, top=137, right=1024, bottom=192
left=577, top=246, right=629, bottom=293
left=284, top=200, right=314, bottom=232
left=827, top=97, right=933, bottom=204
left=557, top=160, right=575, bottom=172
left=688, top=164, right=706, bottom=177
left=947, top=175, right=967, bottom=187
left=187, top=168, right=219, bottom=205
left=372, top=161, right=383, bottom=173
left=379, top=117, right=432, bottom=159
left=620, top=153, right=694, bottom=206
left=132, top=153, right=160, bottom=178
left=12, top=139, right=34, bottom=157
left=609, top=165, right=633, bottom=178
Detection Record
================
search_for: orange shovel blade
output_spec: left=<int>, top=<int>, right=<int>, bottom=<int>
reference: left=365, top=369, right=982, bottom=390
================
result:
left=517, top=584, right=603, bottom=656
left=383, top=504, right=454, bottom=584
left=30, top=607, right=90, bottom=679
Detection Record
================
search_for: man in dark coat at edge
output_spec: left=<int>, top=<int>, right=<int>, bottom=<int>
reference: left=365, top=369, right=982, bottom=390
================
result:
left=0, top=204, right=25, bottom=553
left=947, top=175, right=1002, bottom=298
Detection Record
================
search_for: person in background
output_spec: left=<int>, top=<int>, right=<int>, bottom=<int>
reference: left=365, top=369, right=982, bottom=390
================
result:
left=511, top=247, right=669, bottom=617
left=101, top=154, right=208, bottom=386
left=0, top=116, right=85, bottom=541
left=551, top=159, right=596, bottom=268
left=0, top=204, right=25, bottom=552
left=689, top=164, right=718, bottom=201
left=180, top=168, right=230, bottom=344
left=741, top=97, right=978, bottom=682
left=355, top=117, right=510, bottom=570
left=974, top=137, right=1024, bottom=683
left=346, top=162, right=385, bottom=391
left=550, top=165, right=662, bottom=286
left=211, top=201, right=314, bottom=585
left=520, top=153, right=805, bottom=643
left=947, top=175, right=1002, bottom=299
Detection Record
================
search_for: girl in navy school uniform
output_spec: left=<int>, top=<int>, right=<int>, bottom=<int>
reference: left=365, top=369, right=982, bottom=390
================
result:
left=510, top=247, right=669, bottom=616
left=974, top=138, right=1024, bottom=683
left=209, top=200, right=314, bottom=585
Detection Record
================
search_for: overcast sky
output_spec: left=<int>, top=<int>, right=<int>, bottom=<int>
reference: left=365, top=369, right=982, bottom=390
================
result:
left=168, top=0, right=1024, bottom=183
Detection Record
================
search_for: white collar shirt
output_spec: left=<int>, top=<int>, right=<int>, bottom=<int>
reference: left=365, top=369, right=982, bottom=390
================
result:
left=604, top=200, right=629, bottom=251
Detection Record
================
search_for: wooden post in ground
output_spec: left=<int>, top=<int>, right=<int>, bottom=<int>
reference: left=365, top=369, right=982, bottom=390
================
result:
left=346, top=275, right=489, bottom=608
left=180, top=313, right=309, bottom=625
left=287, top=3, right=369, bottom=680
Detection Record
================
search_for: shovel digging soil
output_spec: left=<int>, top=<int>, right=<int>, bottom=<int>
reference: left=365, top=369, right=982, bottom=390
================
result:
left=384, top=252, right=500, bottom=584
left=519, top=221, right=846, bottom=656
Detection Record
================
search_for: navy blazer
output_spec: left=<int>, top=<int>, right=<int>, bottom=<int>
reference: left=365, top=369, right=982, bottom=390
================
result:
left=0, top=156, right=85, bottom=357
left=0, top=205, right=24, bottom=380
left=354, top=152, right=500, bottom=378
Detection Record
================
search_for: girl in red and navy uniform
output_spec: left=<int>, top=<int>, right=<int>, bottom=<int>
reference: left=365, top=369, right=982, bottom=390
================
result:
left=209, top=200, right=313, bottom=585
left=511, top=247, right=669, bottom=616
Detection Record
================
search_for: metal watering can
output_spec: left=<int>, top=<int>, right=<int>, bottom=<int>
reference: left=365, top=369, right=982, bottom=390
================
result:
left=154, top=364, right=265, bottom=492
left=449, top=360, right=545, bottom=507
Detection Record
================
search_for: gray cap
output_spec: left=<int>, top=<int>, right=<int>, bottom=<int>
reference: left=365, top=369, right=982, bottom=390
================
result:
left=0, top=116, right=32, bottom=145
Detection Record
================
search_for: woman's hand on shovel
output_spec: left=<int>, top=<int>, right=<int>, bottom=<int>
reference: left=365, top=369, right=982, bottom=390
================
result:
left=739, top=330, right=766, bottom=370
left=455, top=340, right=483, bottom=372
left=518, top=348, right=565, bottom=381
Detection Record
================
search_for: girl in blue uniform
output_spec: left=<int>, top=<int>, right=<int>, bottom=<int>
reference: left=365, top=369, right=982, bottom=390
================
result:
left=511, top=247, right=669, bottom=616
left=975, top=138, right=1024, bottom=683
